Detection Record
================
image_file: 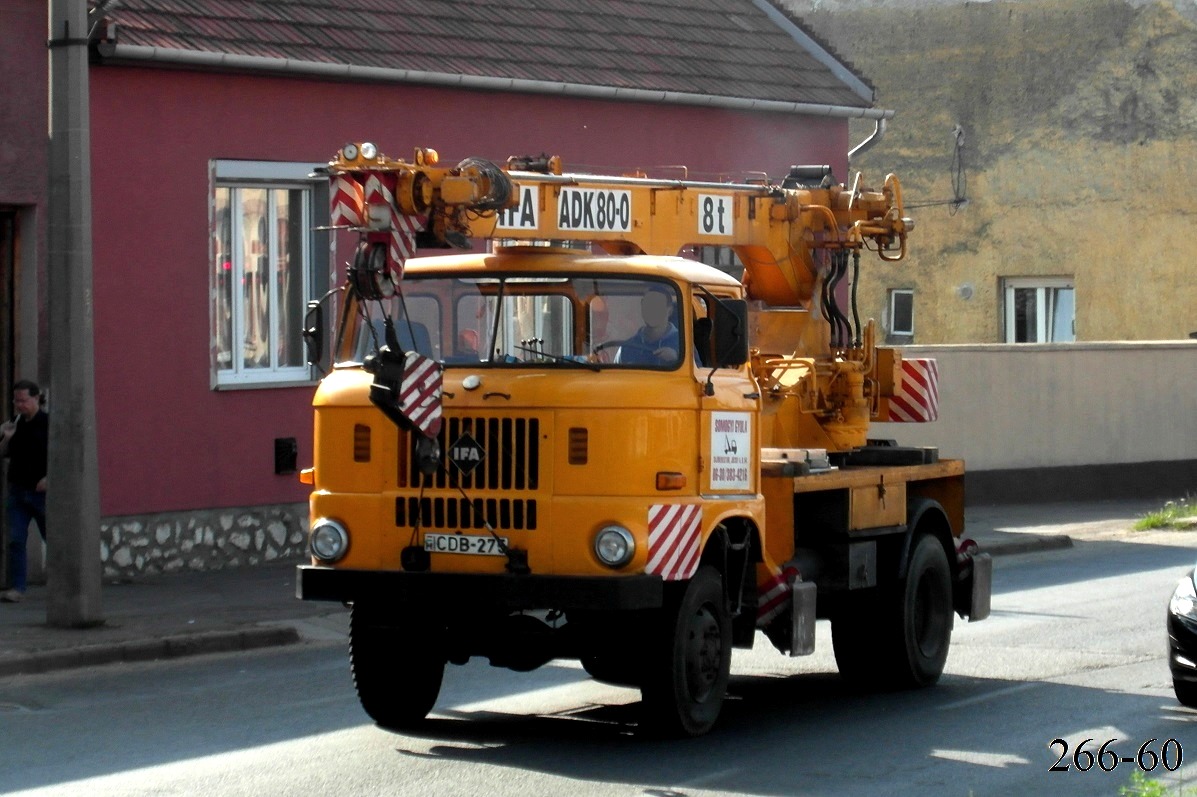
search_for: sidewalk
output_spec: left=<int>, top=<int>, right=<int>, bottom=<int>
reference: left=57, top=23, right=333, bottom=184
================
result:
left=0, top=499, right=1179, bottom=678
left=0, top=559, right=350, bottom=678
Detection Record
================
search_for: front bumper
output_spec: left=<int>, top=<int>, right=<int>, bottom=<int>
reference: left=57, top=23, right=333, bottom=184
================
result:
left=297, top=565, right=664, bottom=612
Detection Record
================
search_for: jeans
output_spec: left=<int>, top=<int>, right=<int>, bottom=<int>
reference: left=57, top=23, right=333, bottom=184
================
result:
left=7, top=485, right=46, bottom=593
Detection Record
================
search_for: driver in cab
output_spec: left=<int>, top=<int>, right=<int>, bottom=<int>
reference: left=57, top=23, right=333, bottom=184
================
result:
left=617, top=284, right=680, bottom=365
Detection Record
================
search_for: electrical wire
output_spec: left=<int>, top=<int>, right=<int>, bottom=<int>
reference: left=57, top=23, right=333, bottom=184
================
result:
left=903, top=125, right=968, bottom=213
left=455, top=157, right=515, bottom=211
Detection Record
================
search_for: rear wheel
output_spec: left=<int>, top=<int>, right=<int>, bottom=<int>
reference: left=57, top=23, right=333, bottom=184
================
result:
left=832, top=533, right=953, bottom=688
left=641, top=566, right=732, bottom=736
left=349, top=604, right=446, bottom=729
left=895, top=533, right=954, bottom=687
left=831, top=592, right=876, bottom=683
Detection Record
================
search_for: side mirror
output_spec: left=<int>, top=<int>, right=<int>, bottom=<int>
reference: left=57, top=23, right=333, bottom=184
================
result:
left=711, top=299, right=749, bottom=368
left=303, top=300, right=324, bottom=366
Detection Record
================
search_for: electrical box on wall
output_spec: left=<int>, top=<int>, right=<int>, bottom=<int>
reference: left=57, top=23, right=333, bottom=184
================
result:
left=274, top=437, right=298, bottom=475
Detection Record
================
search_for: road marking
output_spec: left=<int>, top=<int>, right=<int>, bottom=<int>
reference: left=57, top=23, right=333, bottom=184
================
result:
left=675, top=767, right=742, bottom=787
left=929, top=748, right=1031, bottom=768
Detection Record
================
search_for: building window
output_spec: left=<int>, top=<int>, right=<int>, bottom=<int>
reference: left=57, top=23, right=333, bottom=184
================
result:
left=694, top=245, right=745, bottom=280
left=1003, top=277, right=1075, bottom=343
left=889, top=289, right=914, bottom=336
left=211, top=161, right=327, bottom=387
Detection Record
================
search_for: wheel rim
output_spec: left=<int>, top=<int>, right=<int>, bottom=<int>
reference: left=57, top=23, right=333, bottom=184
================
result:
left=683, top=603, right=723, bottom=702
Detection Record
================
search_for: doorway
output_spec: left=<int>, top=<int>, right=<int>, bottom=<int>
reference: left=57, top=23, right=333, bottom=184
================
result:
left=0, top=210, right=15, bottom=588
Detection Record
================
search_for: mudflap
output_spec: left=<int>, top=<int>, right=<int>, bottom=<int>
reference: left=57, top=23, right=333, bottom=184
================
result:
left=789, top=580, right=817, bottom=656
left=966, top=552, right=992, bottom=622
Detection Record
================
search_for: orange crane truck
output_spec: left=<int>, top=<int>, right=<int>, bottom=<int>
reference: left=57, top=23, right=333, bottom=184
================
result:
left=296, top=143, right=991, bottom=736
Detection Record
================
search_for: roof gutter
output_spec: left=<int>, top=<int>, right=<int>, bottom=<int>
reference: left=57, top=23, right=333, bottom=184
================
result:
left=95, top=42, right=895, bottom=121
left=848, top=118, right=888, bottom=165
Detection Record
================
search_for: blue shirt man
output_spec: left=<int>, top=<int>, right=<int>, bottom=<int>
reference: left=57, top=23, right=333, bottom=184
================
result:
left=618, top=285, right=680, bottom=366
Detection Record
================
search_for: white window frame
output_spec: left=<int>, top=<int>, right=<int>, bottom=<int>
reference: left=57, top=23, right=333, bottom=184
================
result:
left=1003, top=277, right=1075, bottom=343
left=888, top=289, right=914, bottom=336
left=210, top=160, right=324, bottom=389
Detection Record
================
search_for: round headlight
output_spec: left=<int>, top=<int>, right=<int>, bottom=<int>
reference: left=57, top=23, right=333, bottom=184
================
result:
left=341, top=143, right=359, bottom=161
left=310, top=518, right=349, bottom=562
left=360, top=142, right=378, bottom=160
left=594, top=525, right=635, bottom=568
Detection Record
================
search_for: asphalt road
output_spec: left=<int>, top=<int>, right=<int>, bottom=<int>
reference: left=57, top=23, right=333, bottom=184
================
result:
left=3, top=533, right=1197, bottom=797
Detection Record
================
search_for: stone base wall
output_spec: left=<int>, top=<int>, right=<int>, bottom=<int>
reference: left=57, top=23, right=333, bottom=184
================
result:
left=99, top=502, right=310, bottom=580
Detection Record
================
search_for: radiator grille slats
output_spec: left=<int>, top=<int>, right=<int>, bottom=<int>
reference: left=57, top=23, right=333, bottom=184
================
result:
left=397, top=415, right=541, bottom=532
left=396, top=496, right=537, bottom=531
left=405, top=416, right=540, bottom=491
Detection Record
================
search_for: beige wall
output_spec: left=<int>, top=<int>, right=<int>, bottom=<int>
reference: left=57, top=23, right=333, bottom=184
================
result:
left=782, top=0, right=1197, bottom=344
left=873, top=342, right=1197, bottom=470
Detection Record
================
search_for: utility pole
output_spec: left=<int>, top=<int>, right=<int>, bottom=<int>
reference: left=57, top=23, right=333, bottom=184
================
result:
left=46, top=0, right=102, bottom=627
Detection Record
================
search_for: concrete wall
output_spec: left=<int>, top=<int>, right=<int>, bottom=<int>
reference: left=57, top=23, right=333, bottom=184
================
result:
left=873, top=341, right=1197, bottom=502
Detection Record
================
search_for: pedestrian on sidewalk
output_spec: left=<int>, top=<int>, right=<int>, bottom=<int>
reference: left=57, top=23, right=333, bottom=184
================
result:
left=0, top=379, right=48, bottom=603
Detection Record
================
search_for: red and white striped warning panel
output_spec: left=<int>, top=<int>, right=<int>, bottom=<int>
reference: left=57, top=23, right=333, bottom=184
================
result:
left=646, top=504, right=702, bottom=581
left=330, top=175, right=365, bottom=227
left=885, top=357, right=940, bottom=422
left=756, top=568, right=794, bottom=626
left=399, top=352, right=443, bottom=438
left=363, top=173, right=423, bottom=282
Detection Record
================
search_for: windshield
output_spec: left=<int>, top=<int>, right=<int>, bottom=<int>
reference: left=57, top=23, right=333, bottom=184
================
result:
left=344, top=275, right=685, bottom=369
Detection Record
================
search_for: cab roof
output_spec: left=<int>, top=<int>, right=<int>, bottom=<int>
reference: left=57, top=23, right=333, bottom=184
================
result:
left=403, top=249, right=744, bottom=289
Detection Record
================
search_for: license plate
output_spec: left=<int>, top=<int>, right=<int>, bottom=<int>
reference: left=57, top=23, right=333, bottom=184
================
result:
left=424, top=532, right=509, bottom=556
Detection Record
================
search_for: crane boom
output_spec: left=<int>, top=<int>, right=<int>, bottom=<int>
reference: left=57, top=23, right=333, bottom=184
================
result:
left=324, top=145, right=912, bottom=309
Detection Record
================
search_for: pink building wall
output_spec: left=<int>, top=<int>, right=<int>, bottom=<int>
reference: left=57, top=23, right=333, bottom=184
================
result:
left=0, top=0, right=50, bottom=377
left=0, top=0, right=48, bottom=207
left=88, top=66, right=851, bottom=517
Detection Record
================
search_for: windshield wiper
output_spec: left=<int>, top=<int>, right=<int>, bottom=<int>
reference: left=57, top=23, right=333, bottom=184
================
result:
left=514, top=346, right=601, bottom=372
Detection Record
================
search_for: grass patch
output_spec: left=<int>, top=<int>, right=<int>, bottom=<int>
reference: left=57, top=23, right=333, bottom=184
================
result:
left=1120, top=770, right=1192, bottom=796
left=1135, top=495, right=1197, bottom=531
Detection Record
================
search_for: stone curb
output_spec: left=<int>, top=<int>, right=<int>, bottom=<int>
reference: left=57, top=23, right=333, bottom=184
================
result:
left=0, top=625, right=301, bottom=679
left=980, top=534, right=1074, bottom=557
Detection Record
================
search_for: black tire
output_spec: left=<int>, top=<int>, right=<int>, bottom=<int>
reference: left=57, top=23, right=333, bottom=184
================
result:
left=833, top=533, right=953, bottom=688
left=1174, top=678, right=1197, bottom=708
left=581, top=653, right=642, bottom=687
left=892, top=533, right=954, bottom=687
left=349, top=604, right=446, bottom=729
left=830, top=591, right=876, bottom=683
left=641, top=566, right=732, bottom=736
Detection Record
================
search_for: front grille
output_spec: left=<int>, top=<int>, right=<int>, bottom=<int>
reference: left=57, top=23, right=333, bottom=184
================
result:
left=404, top=415, right=540, bottom=491
left=396, top=415, right=542, bottom=531
left=396, top=496, right=537, bottom=531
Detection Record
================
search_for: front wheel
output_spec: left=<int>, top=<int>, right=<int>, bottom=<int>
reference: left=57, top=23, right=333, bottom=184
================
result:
left=349, top=604, right=446, bottom=729
left=641, top=566, right=732, bottom=736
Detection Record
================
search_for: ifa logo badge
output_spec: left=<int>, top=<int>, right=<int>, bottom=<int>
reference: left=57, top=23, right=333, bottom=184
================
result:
left=448, top=432, right=485, bottom=474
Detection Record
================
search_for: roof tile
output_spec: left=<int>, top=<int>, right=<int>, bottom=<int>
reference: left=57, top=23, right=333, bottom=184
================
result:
left=93, top=0, right=874, bottom=108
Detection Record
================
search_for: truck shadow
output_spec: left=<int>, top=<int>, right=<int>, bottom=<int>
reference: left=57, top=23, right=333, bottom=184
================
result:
left=390, top=668, right=1197, bottom=797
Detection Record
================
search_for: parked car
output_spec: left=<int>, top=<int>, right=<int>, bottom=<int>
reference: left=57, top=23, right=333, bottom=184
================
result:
left=1167, top=565, right=1197, bottom=706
